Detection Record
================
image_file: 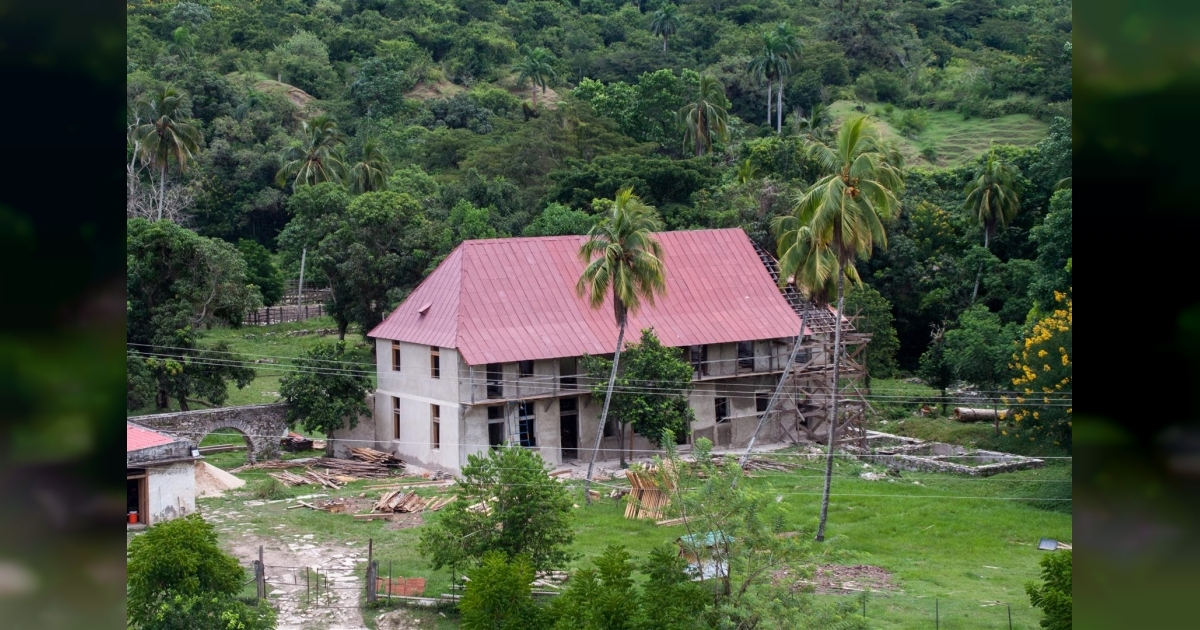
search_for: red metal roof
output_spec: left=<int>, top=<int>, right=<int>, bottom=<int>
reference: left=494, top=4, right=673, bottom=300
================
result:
left=127, top=422, right=177, bottom=452
left=368, top=228, right=809, bottom=365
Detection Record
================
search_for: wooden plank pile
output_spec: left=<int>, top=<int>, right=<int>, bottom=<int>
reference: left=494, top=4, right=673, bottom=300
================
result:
left=532, top=571, right=570, bottom=590
left=739, top=457, right=800, bottom=473
left=349, top=447, right=406, bottom=468
left=625, top=465, right=672, bottom=521
left=230, top=458, right=318, bottom=473
left=268, top=469, right=344, bottom=489
left=315, top=457, right=394, bottom=479
left=373, top=490, right=457, bottom=514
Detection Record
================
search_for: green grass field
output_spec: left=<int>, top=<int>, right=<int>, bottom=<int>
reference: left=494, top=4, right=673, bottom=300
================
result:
left=827, top=101, right=1050, bottom=168
left=128, top=316, right=373, bottom=416
left=197, top=444, right=1071, bottom=629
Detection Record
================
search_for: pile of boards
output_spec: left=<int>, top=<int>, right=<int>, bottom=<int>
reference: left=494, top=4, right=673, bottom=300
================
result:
left=349, top=447, right=405, bottom=468
left=373, top=490, right=456, bottom=514
left=738, top=457, right=799, bottom=473
left=625, top=464, right=673, bottom=521
left=269, top=469, right=344, bottom=489
left=316, top=457, right=395, bottom=479
left=281, top=432, right=313, bottom=452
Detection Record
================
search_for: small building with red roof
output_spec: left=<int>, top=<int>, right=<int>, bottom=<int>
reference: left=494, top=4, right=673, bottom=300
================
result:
left=127, top=422, right=199, bottom=527
left=366, top=228, right=861, bottom=474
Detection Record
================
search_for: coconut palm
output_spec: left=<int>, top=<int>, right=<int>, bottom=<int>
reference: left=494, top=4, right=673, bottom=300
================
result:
left=793, top=102, right=831, bottom=142
left=275, top=114, right=348, bottom=191
left=777, top=115, right=903, bottom=542
left=513, top=47, right=558, bottom=109
left=576, top=187, right=667, bottom=499
left=349, top=138, right=391, bottom=194
left=963, top=148, right=1021, bottom=301
left=167, top=26, right=197, bottom=60
left=735, top=159, right=760, bottom=186
left=650, top=5, right=682, bottom=52
left=679, top=75, right=730, bottom=157
left=129, top=86, right=203, bottom=220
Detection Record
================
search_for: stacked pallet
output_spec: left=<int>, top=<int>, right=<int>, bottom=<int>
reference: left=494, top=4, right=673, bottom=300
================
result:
left=349, top=447, right=406, bottom=468
left=374, top=490, right=457, bottom=513
left=624, top=466, right=672, bottom=521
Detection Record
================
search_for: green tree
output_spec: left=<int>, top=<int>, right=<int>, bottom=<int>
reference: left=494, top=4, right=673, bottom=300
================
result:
left=1005, top=291, right=1072, bottom=448
left=1026, top=550, right=1071, bottom=630
left=137, top=593, right=276, bottom=630
left=419, top=446, right=575, bottom=572
left=349, top=137, right=392, bottom=194
left=1028, top=190, right=1072, bottom=311
left=237, top=239, right=285, bottom=307
left=127, top=515, right=245, bottom=626
left=129, top=87, right=203, bottom=220
left=315, top=191, right=437, bottom=340
left=650, top=5, right=682, bottom=52
left=918, top=322, right=955, bottom=415
left=275, top=114, right=348, bottom=191
left=167, top=26, right=196, bottom=60
left=575, top=188, right=667, bottom=500
left=770, top=23, right=800, bottom=134
left=773, top=115, right=903, bottom=542
left=522, top=203, right=595, bottom=237
left=843, top=283, right=900, bottom=381
left=127, top=219, right=260, bottom=410
left=275, top=182, right=353, bottom=287
left=581, top=328, right=695, bottom=466
left=459, top=551, right=546, bottom=630
left=678, top=75, right=730, bottom=157
left=943, top=305, right=1020, bottom=430
left=513, top=47, right=558, bottom=109
left=278, top=341, right=371, bottom=455
left=963, top=148, right=1022, bottom=301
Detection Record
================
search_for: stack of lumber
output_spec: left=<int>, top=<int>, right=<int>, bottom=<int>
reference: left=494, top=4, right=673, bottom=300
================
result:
left=281, top=432, right=314, bottom=452
left=466, top=499, right=493, bottom=515
left=268, top=471, right=309, bottom=487
left=625, top=466, right=671, bottom=521
left=740, top=457, right=799, bottom=473
left=230, top=458, right=317, bottom=473
left=349, top=447, right=406, bottom=468
left=315, top=457, right=394, bottom=478
left=374, top=490, right=457, bottom=513
left=532, top=571, right=570, bottom=590
left=304, top=469, right=343, bottom=489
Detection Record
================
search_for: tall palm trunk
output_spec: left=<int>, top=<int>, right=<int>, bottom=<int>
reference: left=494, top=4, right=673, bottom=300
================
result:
left=776, top=82, right=783, bottom=134
left=971, top=229, right=989, bottom=302
left=584, top=317, right=626, bottom=504
left=766, top=79, right=772, bottom=126
left=663, top=36, right=668, bottom=52
left=815, top=259, right=846, bottom=542
left=158, top=163, right=167, bottom=221
left=531, top=83, right=538, bottom=108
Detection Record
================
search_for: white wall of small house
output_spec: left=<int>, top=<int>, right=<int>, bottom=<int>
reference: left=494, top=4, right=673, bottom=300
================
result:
left=146, top=461, right=195, bottom=525
left=375, top=339, right=463, bottom=472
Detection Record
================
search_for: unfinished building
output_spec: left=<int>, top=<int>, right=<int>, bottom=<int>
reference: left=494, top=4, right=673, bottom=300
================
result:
left=366, top=228, right=871, bottom=474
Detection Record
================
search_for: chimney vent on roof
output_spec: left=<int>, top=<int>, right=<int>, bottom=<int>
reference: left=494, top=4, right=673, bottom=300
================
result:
left=418, top=303, right=432, bottom=315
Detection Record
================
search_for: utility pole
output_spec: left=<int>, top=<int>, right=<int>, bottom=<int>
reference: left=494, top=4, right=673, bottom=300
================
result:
left=739, top=311, right=808, bottom=471
left=297, top=247, right=307, bottom=310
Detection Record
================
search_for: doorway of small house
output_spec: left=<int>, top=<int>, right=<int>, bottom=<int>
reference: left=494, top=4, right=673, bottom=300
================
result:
left=127, top=469, right=148, bottom=525
left=560, top=398, right=579, bottom=460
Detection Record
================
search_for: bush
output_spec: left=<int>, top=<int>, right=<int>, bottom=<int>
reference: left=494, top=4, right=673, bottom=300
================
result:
left=252, top=477, right=291, bottom=500
left=1026, top=550, right=1071, bottom=630
left=127, top=515, right=245, bottom=626
left=459, top=552, right=546, bottom=630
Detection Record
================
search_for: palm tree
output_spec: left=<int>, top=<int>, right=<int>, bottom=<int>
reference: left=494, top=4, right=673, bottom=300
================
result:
left=771, top=23, right=801, bottom=134
left=129, top=86, right=203, bottom=220
left=167, top=26, right=197, bottom=60
left=275, top=114, right=348, bottom=191
left=777, top=116, right=903, bottom=542
left=349, top=138, right=391, bottom=194
left=793, top=102, right=831, bottom=142
left=679, top=75, right=730, bottom=157
left=963, top=148, right=1021, bottom=301
left=650, top=5, right=682, bottom=52
left=576, top=187, right=667, bottom=500
left=513, top=47, right=558, bottom=109
left=735, top=159, right=759, bottom=186
left=747, top=43, right=777, bottom=128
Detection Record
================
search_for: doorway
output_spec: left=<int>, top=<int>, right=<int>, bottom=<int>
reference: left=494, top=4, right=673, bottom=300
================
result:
left=559, top=398, right=579, bottom=460
left=127, top=469, right=148, bottom=525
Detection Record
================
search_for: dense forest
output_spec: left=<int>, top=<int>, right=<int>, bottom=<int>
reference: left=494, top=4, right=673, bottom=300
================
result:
left=127, top=0, right=1072, bottom=427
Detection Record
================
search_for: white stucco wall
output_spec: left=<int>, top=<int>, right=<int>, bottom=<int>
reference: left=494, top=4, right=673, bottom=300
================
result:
left=147, top=461, right=195, bottom=525
left=375, top=339, right=463, bottom=472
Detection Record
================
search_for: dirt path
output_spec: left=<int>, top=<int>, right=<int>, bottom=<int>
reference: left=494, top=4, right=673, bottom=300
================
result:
left=204, top=502, right=369, bottom=630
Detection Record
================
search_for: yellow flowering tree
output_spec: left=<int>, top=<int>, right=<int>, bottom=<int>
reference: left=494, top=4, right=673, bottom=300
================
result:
left=1005, top=291, right=1072, bottom=448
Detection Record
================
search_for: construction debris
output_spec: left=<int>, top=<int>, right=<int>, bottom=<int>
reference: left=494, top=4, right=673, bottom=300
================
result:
left=532, top=571, right=570, bottom=590
left=268, top=469, right=344, bottom=489
left=466, top=499, right=493, bottom=515
left=230, top=458, right=318, bottom=473
left=316, top=457, right=396, bottom=479
left=608, top=488, right=630, bottom=499
left=739, top=457, right=799, bottom=473
left=281, top=432, right=314, bottom=452
left=373, top=490, right=457, bottom=514
left=349, top=447, right=406, bottom=468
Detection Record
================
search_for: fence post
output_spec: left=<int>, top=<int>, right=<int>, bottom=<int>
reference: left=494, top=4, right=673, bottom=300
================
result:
left=255, top=545, right=265, bottom=599
left=388, top=560, right=393, bottom=605
left=306, top=566, right=310, bottom=604
left=1008, top=604, right=1012, bottom=630
left=366, top=561, right=377, bottom=603
left=935, top=598, right=939, bottom=629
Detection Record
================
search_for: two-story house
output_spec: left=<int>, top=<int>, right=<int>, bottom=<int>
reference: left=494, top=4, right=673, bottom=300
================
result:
left=365, top=228, right=865, bottom=474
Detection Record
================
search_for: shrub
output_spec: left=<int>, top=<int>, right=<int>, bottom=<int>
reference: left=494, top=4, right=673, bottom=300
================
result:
left=1026, top=550, right=1071, bottom=630
left=459, top=551, right=546, bottom=630
left=252, top=477, right=290, bottom=500
left=127, top=515, right=245, bottom=626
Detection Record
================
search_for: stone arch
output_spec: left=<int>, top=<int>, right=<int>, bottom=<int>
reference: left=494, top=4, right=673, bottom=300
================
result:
left=129, top=403, right=287, bottom=464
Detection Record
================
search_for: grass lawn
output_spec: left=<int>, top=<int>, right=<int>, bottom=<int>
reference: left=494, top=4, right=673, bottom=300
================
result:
left=827, top=100, right=1050, bottom=168
left=197, top=445, right=1070, bottom=629
left=128, top=316, right=375, bottom=416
